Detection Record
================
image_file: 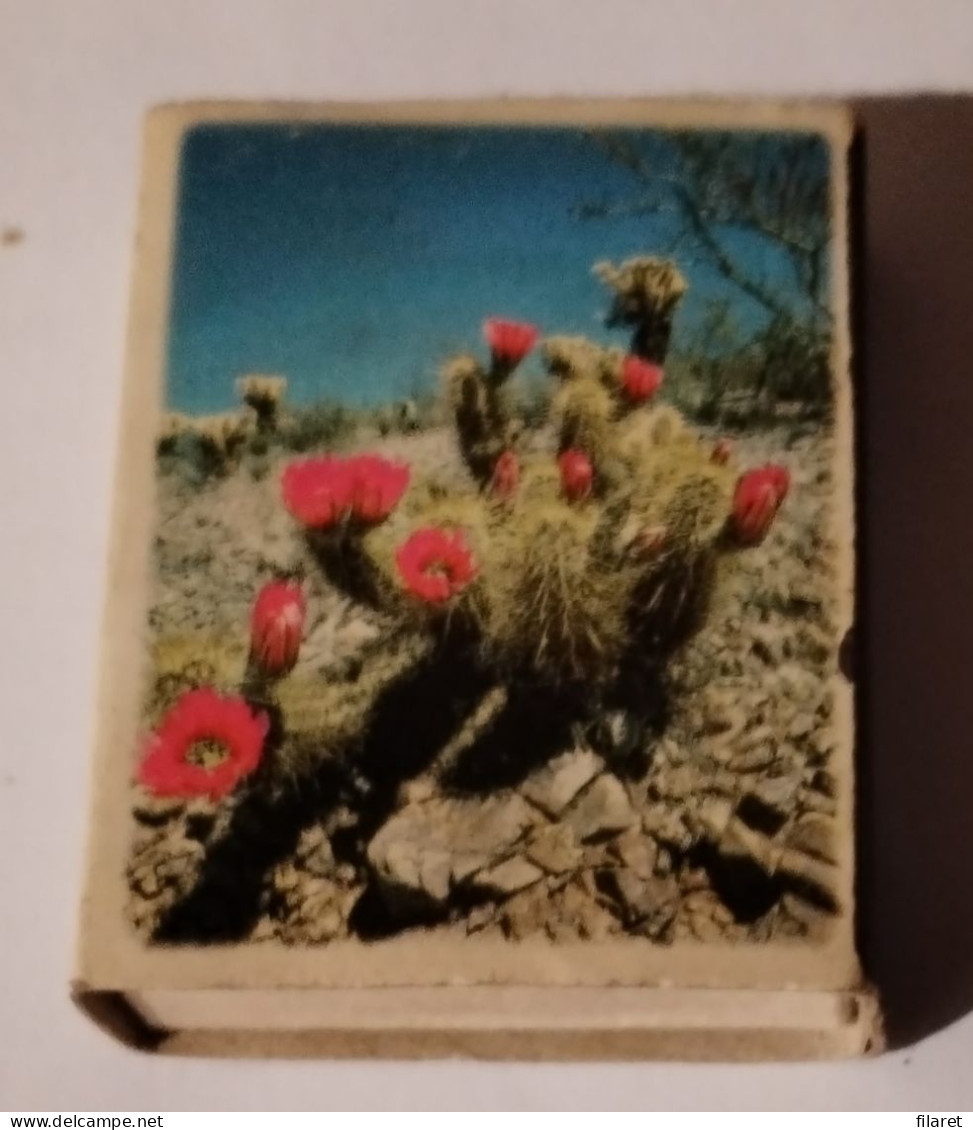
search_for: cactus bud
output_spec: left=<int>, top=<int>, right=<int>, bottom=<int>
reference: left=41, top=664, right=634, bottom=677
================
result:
left=768, top=464, right=791, bottom=502
left=489, top=450, right=520, bottom=500
left=634, top=524, right=668, bottom=558
left=711, top=439, right=732, bottom=465
left=620, top=355, right=663, bottom=404
left=731, top=465, right=789, bottom=546
left=249, top=580, right=306, bottom=677
left=558, top=449, right=594, bottom=502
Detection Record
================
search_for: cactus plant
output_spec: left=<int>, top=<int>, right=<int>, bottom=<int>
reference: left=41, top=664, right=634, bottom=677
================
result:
left=256, top=256, right=789, bottom=774
left=593, top=256, right=688, bottom=363
left=145, top=254, right=793, bottom=790
left=159, top=410, right=255, bottom=477
left=136, top=254, right=795, bottom=943
left=236, top=374, right=287, bottom=434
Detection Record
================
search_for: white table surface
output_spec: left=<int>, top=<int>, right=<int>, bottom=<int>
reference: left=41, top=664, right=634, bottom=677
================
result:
left=1, top=0, right=972, bottom=1111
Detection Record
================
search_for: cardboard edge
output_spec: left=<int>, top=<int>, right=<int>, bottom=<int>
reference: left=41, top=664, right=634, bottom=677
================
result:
left=74, top=102, right=183, bottom=985
left=845, top=108, right=872, bottom=997
left=71, top=981, right=168, bottom=1053
left=73, top=97, right=870, bottom=1048
left=859, top=982, right=887, bottom=1056
left=79, top=982, right=884, bottom=1061
left=153, top=988, right=886, bottom=1062
left=142, top=97, right=855, bottom=143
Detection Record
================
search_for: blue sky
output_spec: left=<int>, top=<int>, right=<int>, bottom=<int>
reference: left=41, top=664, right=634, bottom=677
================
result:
left=165, top=123, right=829, bottom=413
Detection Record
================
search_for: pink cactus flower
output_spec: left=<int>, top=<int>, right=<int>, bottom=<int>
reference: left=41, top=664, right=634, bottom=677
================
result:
left=281, top=457, right=353, bottom=529
left=395, top=527, right=477, bottom=604
left=482, top=318, right=538, bottom=370
left=137, top=689, right=269, bottom=801
left=345, top=455, right=410, bottom=524
left=281, top=455, right=409, bottom=529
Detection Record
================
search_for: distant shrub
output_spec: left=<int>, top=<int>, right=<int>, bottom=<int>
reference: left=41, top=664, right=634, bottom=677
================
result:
left=279, top=401, right=355, bottom=453
left=372, top=394, right=441, bottom=437
left=751, top=315, right=831, bottom=413
left=678, top=317, right=832, bottom=428
left=235, top=374, right=287, bottom=433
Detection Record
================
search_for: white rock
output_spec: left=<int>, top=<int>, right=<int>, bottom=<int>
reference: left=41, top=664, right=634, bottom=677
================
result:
left=471, top=856, right=545, bottom=897
left=520, top=747, right=603, bottom=817
left=564, top=774, right=637, bottom=843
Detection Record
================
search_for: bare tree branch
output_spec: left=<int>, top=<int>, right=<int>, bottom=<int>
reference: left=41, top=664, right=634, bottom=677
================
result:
left=579, top=130, right=832, bottom=327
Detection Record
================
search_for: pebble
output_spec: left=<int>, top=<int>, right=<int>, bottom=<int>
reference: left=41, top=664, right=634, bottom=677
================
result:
left=520, top=748, right=603, bottom=818
left=526, top=824, right=584, bottom=875
left=472, top=856, right=545, bottom=897
left=563, top=774, right=637, bottom=843
left=788, top=812, right=837, bottom=864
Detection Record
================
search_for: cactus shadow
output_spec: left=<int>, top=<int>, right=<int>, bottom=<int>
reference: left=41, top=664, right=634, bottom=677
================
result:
left=441, top=683, right=583, bottom=796
left=336, top=646, right=494, bottom=846
left=152, top=758, right=348, bottom=944
left=687, top=841, right=787, bottom=924
left=153, top=650, right=491, bottom=944
left=442, top=660, right=671, bottom=795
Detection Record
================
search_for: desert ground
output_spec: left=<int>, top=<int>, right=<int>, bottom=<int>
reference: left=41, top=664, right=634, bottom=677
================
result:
left=128, top=417, right=844, bottom=947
